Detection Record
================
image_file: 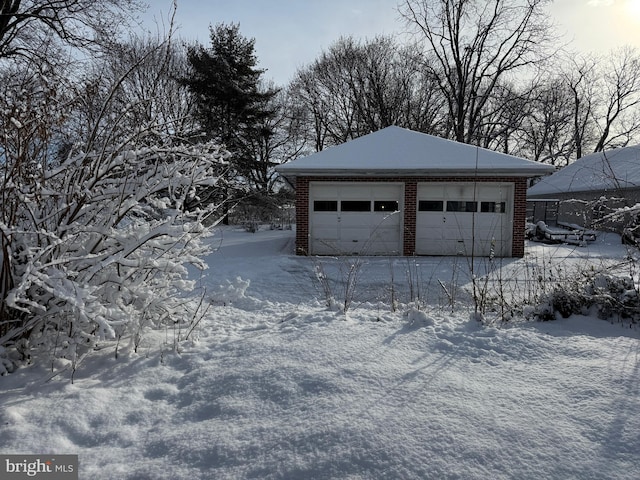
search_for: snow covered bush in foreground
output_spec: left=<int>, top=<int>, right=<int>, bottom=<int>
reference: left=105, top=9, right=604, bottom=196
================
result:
left=0, top=22, right=239, bottom=374
left=520, top=202, right=640, bottom=323
left=0, top=140, right=229, bottom=374
left=527, top=271, right=640, bottom=323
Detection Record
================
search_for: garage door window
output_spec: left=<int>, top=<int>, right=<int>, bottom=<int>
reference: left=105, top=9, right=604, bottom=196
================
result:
left=418, top=200, right=444, bottom=212
left=447, top=201, right=477, bottom=212
left=374, top=200, right=399, bottom=212
left=481, top=201, right=506, bottom=213
left=314, top=200, right=338, bottom=212
left=341, top=200, right=371, bottom=212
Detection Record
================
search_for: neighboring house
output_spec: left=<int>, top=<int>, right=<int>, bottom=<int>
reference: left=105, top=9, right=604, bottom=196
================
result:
left=276, top=126, right=553, bottom=257
left=527, top=145, right=640, bottom=230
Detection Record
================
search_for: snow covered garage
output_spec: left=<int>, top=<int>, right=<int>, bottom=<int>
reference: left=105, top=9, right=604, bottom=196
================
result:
left=277, top=126, right=553, bottom=257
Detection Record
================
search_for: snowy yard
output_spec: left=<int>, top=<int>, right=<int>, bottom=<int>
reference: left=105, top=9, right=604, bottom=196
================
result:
left=1, top=227, right=640, bottom=479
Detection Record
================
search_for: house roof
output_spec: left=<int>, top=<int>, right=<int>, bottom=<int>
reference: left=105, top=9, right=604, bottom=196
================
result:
left=528, top=145, right=640, bottom=197
left=276, top=126, right=554, bottom=178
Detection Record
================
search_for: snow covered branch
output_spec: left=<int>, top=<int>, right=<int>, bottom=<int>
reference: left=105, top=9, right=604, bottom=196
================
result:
left=0, top=140, right=229, bottom=368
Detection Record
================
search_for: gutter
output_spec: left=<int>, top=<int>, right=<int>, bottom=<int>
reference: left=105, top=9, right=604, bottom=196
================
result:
left=275, top=167, right=555, bottom=178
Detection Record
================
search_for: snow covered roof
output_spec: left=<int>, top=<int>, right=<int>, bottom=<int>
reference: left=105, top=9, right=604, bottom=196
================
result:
left=528, top=145, right=640, bottom=197
left=276, top=126, right=554, bottom=178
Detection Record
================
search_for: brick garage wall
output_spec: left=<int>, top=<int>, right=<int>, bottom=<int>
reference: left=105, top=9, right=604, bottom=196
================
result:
left=512, top=177, right=528, bottom=257
left=296, top=176, right=528, bottom=257
left=403, top=181, right=417, bottom=255
left=295, top=177, right=310, bottom=255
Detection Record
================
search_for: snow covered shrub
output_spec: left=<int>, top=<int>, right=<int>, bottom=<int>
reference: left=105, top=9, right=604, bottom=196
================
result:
left=583, top=274, right=640, bottom=322
left=0, top=141, right=229, bottom=369
left=0, top=45, right=233, bottom=371
left=526, top=298, right=556, bottom=321
left=597, top=201, right=640, bottom=244
left=313, top=262, right=336, bottom=309
left=311, top=257, right=365, bottom=313
left=210, top=277, right=251, bottom=304
left=525, top=283, right=584, bottom=321
left=406, top=307, right=435, bottom=328
left=525, top=272, right=640, bottom=324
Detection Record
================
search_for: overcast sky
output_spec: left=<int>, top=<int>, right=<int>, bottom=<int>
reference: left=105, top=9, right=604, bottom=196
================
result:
left=142, top=0, right=640, bottom=85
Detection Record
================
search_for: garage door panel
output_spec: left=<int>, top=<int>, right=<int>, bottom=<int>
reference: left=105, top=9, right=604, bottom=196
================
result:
left=417, top=238, right=459, bottom=255
left=455, top=238, right=504, bottom=257
left=374, top=224, right=402, bottom=236
left=311, top=239, right=340, bottom=255
left=442, top=213, right=473, bottom=242
left=476, top=238, right=505, bottom=256
left=436, top=237, right=498, bottom=257
left=371, top=228, right=402, bottom=246
left=312, top=227, right=338, bottom=241
left=475, top=224, right=505, bottom=237
left=442, top=229, right=473, bottom=242
left=309, top=183, right=403, bottom=255
left=417, top=212, right=443, bottom=223
left=371, top=211, right=401, bottom=232
left=475, top=213, right=505, bottom=226
left=416, top=183, right=513, bottom=257
left=311, top=213, right=339, bottom=236
left=340, top=226, right=372, bottom=242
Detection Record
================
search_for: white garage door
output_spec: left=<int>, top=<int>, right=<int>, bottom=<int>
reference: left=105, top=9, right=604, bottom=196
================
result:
left=309, top=182, right=403, bottom=255
left=416, top=183, right=513, bottom=256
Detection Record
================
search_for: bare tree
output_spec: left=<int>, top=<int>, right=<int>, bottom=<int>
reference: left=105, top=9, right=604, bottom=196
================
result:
left=300, top=38, right=364, bottom=146
left=517, top=77, right=575, bottom=166
left=548, top=49, right=640, bottom=161
left=472, top=80, right=531, bottom=152
left=95, top=34, right=197, bottom=145
left=592, top=47, right=640, bottom=153
left=289, top=36, right=447, bottom=152
left=400, top=0, right=556, bottom=145
left=0, top=0, right=144, bottom=59
left=563, top=56, right=598, bottom=160
left=290, top=39, right=362, bottom=150
left=401, top=51, right=449, bottom=135
left=242, top=86, right=307, bottom=196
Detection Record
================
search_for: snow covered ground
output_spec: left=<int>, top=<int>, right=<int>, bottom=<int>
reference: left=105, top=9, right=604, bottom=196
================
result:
left=1, top=227, right=640, bottom=479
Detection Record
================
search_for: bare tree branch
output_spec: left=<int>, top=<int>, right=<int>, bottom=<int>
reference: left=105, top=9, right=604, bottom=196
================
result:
left=399, top=0, right=557, bottom=145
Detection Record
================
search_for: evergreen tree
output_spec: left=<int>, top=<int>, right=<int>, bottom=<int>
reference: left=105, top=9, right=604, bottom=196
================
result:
left=184, top=23, right=278, bottom=191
